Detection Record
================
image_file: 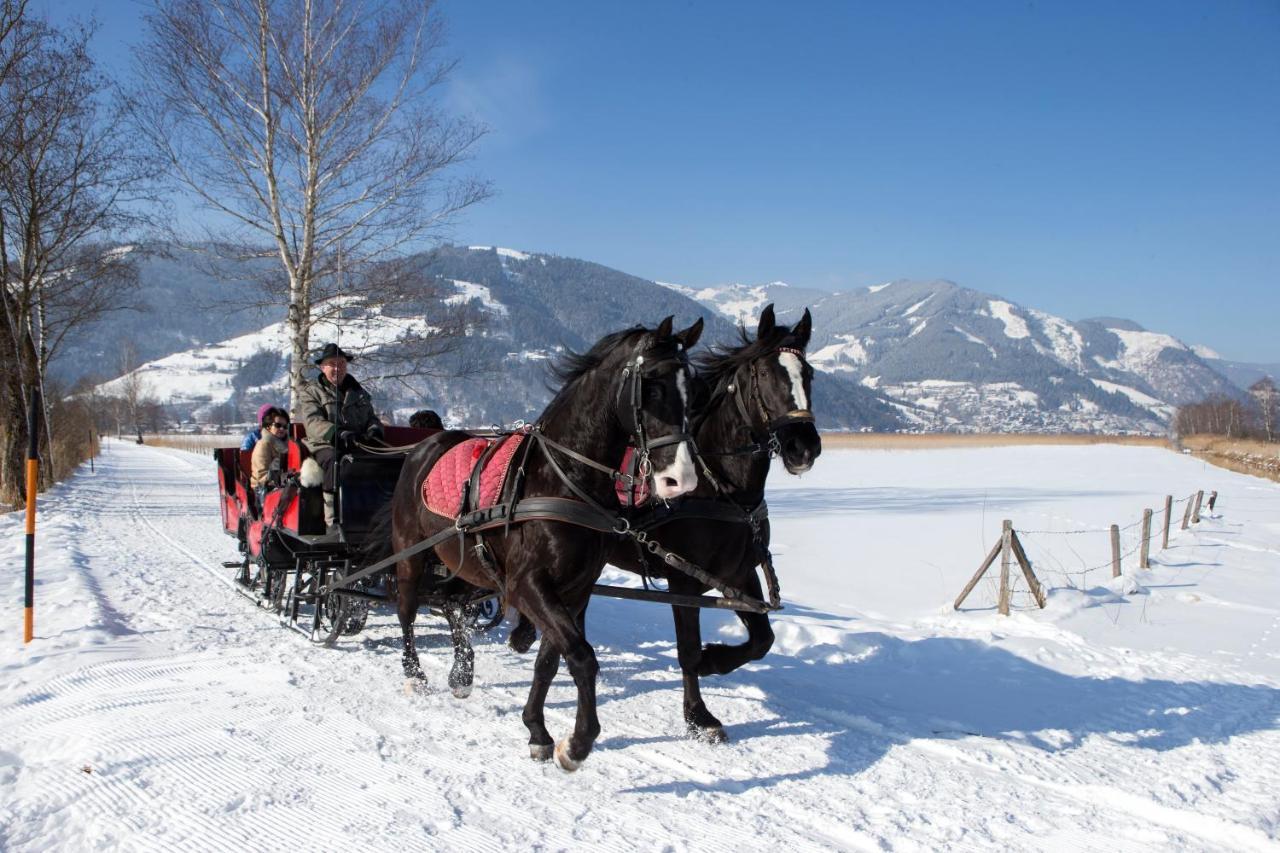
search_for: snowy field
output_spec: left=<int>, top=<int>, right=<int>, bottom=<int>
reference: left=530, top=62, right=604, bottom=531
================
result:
left=2, top=440, right=1279, bottom=851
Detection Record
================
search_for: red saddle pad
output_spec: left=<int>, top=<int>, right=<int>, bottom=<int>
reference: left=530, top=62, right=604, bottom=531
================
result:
left=422, top=433, right=526, bottom=518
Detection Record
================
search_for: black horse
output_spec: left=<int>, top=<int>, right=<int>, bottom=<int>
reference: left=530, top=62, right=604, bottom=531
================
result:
left=608, top=304, right=821, bottom=742
left=379, top=317, right=703, bottom=771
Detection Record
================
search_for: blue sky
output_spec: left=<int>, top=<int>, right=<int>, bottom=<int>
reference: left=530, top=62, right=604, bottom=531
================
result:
left=37, top=0, right=1280, bottom=361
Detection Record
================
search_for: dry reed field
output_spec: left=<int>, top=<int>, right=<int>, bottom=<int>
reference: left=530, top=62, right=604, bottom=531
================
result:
left=134, top=431, right=1279, bottom=483
left=820, top=432, right=1172, bottom=451
left=138, top=434, right=236, bottom=455
left=1181, top=434, right=1280, bottom=483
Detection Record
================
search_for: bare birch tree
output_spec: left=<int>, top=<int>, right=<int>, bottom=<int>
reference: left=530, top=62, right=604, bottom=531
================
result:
left=133, top=0, right=491, bottom=412
left=1249, top=378, right=1278, bottom=442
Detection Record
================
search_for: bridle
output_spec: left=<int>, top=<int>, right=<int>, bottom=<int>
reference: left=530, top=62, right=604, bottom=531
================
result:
left=614, top=348, right=694, bottom=478
left=526, top=342, right=696, bottom=508
left=701, top=345, right=816, bottom=459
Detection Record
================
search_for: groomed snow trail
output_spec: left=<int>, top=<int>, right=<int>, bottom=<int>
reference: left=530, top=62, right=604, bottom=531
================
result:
left=2, top=441, right=1279, bottom=851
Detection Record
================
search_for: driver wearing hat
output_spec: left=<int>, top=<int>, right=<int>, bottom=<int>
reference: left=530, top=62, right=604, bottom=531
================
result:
left=299, top=343, right=385, bottom=526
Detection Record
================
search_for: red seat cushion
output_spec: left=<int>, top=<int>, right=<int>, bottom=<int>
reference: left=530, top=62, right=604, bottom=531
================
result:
left=422, top=434, right=526, bottom=518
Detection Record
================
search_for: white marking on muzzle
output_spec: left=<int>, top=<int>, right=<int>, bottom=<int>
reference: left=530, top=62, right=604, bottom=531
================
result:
left=652, top=441, right=696, bottom=500
left=778, top=351, right=808, bottom=411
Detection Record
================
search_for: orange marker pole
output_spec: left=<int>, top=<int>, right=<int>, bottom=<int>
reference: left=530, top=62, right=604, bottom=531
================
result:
left=24, top=389, right=39, bottom=644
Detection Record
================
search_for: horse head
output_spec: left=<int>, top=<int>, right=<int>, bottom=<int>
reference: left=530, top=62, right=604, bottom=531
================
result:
left=697, top=304, right=822, bottom=475
left=621, top=315, right=703, bottom=500
left=751, top=305, right=821, bottom=473
left=549, top=315, right=703, bottom=501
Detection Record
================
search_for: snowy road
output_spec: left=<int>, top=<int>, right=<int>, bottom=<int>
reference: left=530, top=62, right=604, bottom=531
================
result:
left=2, top=440, right=1279, bottom=850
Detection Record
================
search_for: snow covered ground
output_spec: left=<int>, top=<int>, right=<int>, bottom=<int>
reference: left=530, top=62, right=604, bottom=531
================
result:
left=3, top=441, right=1279, bottom=851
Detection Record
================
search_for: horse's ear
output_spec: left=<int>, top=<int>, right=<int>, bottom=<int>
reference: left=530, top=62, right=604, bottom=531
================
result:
left=677, top=317, right=704, bottom=350
left=793, top=308, right=812, bottom=348
left=656, top=315, right=674, bottom=339
left=756, top=304, right=776, bottom=340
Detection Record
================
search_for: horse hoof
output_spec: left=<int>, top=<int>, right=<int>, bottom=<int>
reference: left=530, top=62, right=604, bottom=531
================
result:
left=509, top=621, right=536, bottom=654
left=450, top=684, right=472, bottom=699
left=529, top=743, right=553, bottom=762
left=554, top=739, right=582, bottom=772
left=691, top=725, right=728, bottom=744
left=403, top=677, right=427, bottom=696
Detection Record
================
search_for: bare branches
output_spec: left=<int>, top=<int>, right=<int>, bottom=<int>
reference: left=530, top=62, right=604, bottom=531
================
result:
left=0, top=4, right=154, bottom=503
left=132, top=0, right=491, bottom=409
left=0, top=14, right=153, bottom=357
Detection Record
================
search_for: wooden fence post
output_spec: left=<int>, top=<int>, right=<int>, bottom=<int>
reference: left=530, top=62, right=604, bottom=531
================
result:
left=954, top=538, right=1002, bottom=610
left=1110, top=524, right=1122, bottom=578
left=1181, top=496, right=1193, bottom=530
left=1010, top=530, right=1047, bottom=609
left=998, top=519, right=1013, bottom=616
left=1140, top=508, right=1153, bottom=568
left=1161, top=495, right=1172, bottom=550
left=1192, top=490, right=1204, bottom=523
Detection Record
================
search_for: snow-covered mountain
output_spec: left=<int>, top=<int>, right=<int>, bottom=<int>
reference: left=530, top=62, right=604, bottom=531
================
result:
left=671, top=279, right=1240, bottom=433
left=79, top=245, right=1244, bottom=433
left=91, top=246, right=901, bottom=431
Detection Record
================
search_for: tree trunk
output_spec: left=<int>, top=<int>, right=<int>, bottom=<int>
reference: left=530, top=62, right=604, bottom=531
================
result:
left=287, top=280, right=310, bottom=416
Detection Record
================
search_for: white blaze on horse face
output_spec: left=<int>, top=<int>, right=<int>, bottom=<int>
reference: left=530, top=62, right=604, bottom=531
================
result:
left=778, top=351, right=808, bottom=411
left=675, top=368, right=689, bottom=425
left=652, top=368, right=697, bottom=500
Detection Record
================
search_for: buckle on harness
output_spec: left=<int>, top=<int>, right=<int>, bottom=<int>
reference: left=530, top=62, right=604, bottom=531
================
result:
left=613, top=516, right=631, bottom=535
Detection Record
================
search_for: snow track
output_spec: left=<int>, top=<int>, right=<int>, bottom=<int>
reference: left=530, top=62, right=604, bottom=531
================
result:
left=3, top=440, right=1279, bottom=850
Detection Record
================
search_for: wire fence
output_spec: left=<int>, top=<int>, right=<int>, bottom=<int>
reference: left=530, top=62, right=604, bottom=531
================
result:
left=959, top=489, right=1215, bottom=612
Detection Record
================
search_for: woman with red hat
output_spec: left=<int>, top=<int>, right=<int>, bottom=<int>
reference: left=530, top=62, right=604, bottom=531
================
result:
left=240, top=402, right=281, bottom=451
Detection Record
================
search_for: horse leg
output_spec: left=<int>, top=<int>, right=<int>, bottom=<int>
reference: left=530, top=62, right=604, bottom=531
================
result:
left=521, top=639, right=561, bottom=761
left=518, top=576, right=600, bottom=771
left=672, top=603, right=727, bottom=743
left=509, top=610, right=536, bottom=653
left=552, top=604, right=601, bottom=771
left=697, top=572, right=775, bottom=677
left=443, top=604, right=475, bottom=699
left=398, top=565, right=427, bottom=688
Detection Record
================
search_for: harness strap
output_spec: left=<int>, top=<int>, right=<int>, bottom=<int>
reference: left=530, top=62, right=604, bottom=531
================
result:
left=321, top=495, right=625, bottom=594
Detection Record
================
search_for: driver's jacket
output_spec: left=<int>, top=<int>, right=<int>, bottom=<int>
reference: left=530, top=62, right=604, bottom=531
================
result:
left=299, top=373, right=381, bottom=453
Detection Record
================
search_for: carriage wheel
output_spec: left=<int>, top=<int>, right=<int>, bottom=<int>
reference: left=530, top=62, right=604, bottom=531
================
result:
left=466, top=595, right=504, bottom=632
left=339, top=594, right=369, bottom=636
left=310, top=566, right=367, bottom=647
left=312, top=587, right=347, bottom=647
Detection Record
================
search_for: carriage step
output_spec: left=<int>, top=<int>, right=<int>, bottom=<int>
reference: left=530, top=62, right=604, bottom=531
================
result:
left=222, top=561, right=244, bottom=568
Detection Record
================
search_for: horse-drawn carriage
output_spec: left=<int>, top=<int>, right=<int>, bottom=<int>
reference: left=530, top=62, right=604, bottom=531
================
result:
left=214, top=307, right=822, bottom=770
left=213, top=423, right=502, bottom=645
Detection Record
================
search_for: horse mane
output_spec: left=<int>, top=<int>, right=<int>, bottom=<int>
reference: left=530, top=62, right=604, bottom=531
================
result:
left=547, top=326, right=647, bottom=389
left=695, top=322, right=802, bottom=388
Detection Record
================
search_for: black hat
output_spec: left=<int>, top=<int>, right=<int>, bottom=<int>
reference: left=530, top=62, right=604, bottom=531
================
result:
left=313, top=343, right=355, bottom=365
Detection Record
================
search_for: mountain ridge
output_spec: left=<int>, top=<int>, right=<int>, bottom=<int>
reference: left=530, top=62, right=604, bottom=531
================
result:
left=79, top=244, right=1251, bottom=433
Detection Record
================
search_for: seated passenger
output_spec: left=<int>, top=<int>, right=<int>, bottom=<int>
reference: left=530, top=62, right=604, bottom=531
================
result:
left=241, top=403, right=276, bottom=451
left=300, top=343, right=384, bottom=528
left=251, top=407, right=291, bottom=502
left=409, top=409, right=443, bottom=430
